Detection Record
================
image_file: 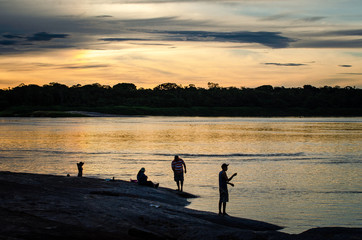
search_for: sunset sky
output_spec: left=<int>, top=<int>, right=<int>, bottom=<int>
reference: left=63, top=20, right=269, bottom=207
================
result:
left=1, top=0, right=362, bottom=89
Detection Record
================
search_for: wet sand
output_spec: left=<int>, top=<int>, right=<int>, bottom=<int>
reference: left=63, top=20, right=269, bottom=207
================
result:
left=0, top=171, right=361, bottom=240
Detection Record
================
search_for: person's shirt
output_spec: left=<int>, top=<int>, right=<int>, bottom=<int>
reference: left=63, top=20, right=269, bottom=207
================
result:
left=137, top=171, right=148, bottom=184
left=172, top=159, right=185, bottom=174
left=219, top=170, right=228, bottom=191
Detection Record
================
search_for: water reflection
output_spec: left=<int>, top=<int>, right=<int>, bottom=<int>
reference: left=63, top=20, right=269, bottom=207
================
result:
left=0, top=117, right=361, bottom=233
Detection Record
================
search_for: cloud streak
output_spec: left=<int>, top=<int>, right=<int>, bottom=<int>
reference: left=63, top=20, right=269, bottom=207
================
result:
left=0, top=0, right=362, bottom=88
left=299, top=16, right=326, bottom=22
left=27, top=32, right=69, bottom=41
left=101, top=30, right=295, bottom=48
left=58, top=64, right=110, bottom=69
left=263, top=63, right=306, bottom=67
left=325, top=29, right=362, bottom=36
left=0, top=32, right=72, bottom=54
left=340, top=73, right=362, bottom=75
left=295, top=39, right=362, bottom=48
left=3, top=34, right=23, bottom=39
left=0, top=40, right=17, bottom=45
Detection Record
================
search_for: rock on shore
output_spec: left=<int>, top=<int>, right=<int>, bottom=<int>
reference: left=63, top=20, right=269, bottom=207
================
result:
left=0, top=171, right=361, bottom=240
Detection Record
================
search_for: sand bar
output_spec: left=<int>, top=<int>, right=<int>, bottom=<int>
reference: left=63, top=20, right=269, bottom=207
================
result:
left=0, top=171, right=361, bottom=240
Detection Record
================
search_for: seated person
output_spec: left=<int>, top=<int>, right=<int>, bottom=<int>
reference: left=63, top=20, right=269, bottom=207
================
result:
left=137, top=168, right=159, bottom=188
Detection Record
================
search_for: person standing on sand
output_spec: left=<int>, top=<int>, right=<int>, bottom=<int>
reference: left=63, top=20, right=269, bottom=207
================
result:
left=219, top=163, right=237, bottom=216
left=77, top=162, right=84, bottom=177
left=172, top=155, right=187, bottom=192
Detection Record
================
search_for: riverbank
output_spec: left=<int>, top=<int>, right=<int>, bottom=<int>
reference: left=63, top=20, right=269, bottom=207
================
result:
left=1, top=171, right=361, bottom=240
left=1, top=105, right=361, bottom=117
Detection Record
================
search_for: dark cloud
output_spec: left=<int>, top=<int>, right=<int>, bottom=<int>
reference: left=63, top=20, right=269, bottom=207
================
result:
left=0, top=40, right=17, bottom=45
left=30, top=63, right=110, bottom=69
left=101, top=30, right=294, bottom=48
left=326, top=29, right=362, bottom=36
left=303, top=29, right=362, bottom=37
left=131, top=43, right=173, bottom=46
left=300, top=16, right=326, bottom=22
left=264, top=63, right=306, bottom=66
left=37, top=44, right=76, bottom=49
left=294, top=39, right=362, bottom=48
left=159, top=31, right=294, bottom=48
left=339, top=65, right=352, bottom=68
left=261, top=13, right=290, bottom=21
left=3, top=34, right=23, bottom=39
left=59, top=64, right=110, bottom=69
left=0, top=47, right=20, bottom=55
left=100, top=38, right=151, bottom=42
left=27, top=32, right=69, bottom=41
left=261, top=14, right=325, bottom=23
left=292, top=28, right=362, bottom=48
left=87, top=0, right=249, bottom=2
left=101, top=39, right=173, bottom=46
left=96, top=15, right=113, bottom=18
left=106, top=16, right=212, bottom=30
left=0, top=31, right=72, bottom=53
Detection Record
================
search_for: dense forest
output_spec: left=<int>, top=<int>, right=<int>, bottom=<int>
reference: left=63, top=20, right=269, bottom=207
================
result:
left=0, top=82, right=361, bottom=116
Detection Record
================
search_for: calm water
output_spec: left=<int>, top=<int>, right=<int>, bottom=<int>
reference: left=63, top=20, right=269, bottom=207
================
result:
left=0, top=117, right=361, bottom=233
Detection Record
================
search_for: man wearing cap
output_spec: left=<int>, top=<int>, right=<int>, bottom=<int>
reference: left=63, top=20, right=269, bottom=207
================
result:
left=219, top=163, right=237, bottom=216
left=171, top=155, right=187, bottom=192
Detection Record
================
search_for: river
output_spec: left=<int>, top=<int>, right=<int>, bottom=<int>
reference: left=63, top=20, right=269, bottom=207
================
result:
left=0, top=117, right=361, bottom=233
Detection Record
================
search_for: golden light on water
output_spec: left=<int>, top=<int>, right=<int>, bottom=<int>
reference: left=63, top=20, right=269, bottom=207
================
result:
left=0, top=117, right=361, bottom=233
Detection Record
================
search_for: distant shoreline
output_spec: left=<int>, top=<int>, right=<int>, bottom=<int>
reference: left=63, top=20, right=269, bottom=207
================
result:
left=1, top=106, right=361, bottom=117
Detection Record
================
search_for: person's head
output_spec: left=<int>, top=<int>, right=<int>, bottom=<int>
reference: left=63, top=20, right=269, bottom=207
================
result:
left=140, top=167, right=145, bottom=172
left=174, top=155, right=179, bottom=160
left=221, top=163, right=229, bottom=171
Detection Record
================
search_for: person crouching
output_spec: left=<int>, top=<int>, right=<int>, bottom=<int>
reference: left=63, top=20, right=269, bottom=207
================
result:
left=137, top=168, right=159, bottom=188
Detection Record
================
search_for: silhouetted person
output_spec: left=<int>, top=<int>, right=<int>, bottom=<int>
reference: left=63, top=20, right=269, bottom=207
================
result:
left=219, top=163, right=237, bottom=216
left=137, top=168, right=159, bottom=188
left=77, top=162, right=84, bottom=177
left=172, top=155, right=187, bottom=192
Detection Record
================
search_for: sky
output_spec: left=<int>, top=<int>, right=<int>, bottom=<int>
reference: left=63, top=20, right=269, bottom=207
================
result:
left=1, top=0, right=362, bottom=89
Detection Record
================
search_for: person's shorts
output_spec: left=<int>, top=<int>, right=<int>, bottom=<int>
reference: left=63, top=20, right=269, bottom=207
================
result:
left=219, top=188, right=229, bottom=203
left=174, top=172, right=184, bottom=182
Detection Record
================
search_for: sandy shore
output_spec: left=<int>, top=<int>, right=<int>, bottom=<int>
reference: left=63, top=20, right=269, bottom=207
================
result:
left=0, top=171, right=361, bottom=240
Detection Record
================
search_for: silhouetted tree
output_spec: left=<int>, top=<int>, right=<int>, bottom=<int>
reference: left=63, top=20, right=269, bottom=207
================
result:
left=1, top=82, right=361, bottom=116
left=207, top=82, right=220, bottom=89
left=154, top=83, right=181, bottom=91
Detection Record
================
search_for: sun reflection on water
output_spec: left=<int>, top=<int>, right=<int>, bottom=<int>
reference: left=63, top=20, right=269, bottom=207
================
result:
left=0, top=117, right=361, bottom=233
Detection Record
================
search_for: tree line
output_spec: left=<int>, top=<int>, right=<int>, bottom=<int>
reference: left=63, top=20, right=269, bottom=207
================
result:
left=0, top=82, right=361, bottom=116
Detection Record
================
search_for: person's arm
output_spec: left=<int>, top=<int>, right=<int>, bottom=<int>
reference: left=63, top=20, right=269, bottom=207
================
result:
left=227, top=172, right=237, bottom=187
left=171, top=161, right=175, bottom=172
left=182, top=160, right=187, bottom=174
left=228, top=173, right=237, bottom=182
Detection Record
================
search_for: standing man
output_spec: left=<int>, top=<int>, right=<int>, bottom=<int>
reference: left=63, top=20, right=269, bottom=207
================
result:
left=77, top=162, right=84, bottom=177
left=219, top=163, right=237, bottom=216
left=172, top=155, right=187, bottom=192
